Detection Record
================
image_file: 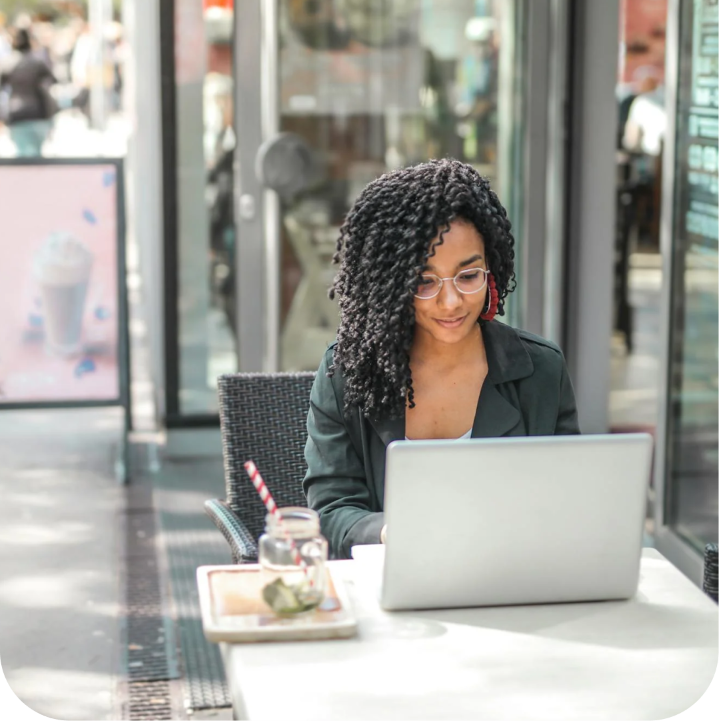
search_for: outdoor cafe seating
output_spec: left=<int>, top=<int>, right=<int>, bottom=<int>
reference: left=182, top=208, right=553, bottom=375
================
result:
left=202, top=372, right=718, bottom=720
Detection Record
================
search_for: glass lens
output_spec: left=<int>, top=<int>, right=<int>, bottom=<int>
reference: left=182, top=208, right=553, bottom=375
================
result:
left=416, top=275, right=441, bottom=298
left=455, top=269, right=487, bottom=293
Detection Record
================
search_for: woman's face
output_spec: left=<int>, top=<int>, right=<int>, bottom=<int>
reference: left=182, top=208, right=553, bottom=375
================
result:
left=412, top=220, right=488, bottom=347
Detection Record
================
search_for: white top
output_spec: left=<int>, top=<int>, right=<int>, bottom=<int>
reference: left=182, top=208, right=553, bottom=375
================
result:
left=221, top=548, right=718, bottom=720
left=623, top=93, right=667, bottom=156
left=405, top=428, right=472, bottom=441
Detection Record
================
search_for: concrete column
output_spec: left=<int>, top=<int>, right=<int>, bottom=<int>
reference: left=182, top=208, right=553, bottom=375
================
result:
left=122, top=0, right=166, bottom=427
left=564, top=0, right=620, bottom=434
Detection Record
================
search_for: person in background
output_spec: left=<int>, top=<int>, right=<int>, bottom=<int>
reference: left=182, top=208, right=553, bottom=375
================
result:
left=69, top=20, right=93, bottom=119
left=0, top=13, right=11, bottom=127
left=303, top=159, right=580, bottom=559
left=0, top=28, right=57, bottom=157
left=623, top=73, right=666, bottom=160
left=108, top=20, right=126, bottom=113
left=622, top=71, right=666, bottom=251
left=0, top=14, right=11, bottom=61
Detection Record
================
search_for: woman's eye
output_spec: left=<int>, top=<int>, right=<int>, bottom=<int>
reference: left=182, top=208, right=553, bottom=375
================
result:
left=458, top=272, right=479, bottom=282
left=419, top=277, right=435, bottom=286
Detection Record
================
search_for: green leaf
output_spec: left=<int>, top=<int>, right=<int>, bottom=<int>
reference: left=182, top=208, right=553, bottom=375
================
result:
left=262, top=577, right=315, bottom=615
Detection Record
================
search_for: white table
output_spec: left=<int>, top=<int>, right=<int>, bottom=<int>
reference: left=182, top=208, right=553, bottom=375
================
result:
left=221, top=549, right=718, bottom=720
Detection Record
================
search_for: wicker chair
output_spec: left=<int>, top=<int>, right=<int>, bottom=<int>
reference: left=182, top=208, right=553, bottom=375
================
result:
left=703, top=543, right=718, bottom=603
left=205, top=372, right=316, bottom=563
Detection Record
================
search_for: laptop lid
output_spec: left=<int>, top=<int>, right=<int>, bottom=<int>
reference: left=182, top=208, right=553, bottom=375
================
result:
left=381, top=433, right=653, bottom=611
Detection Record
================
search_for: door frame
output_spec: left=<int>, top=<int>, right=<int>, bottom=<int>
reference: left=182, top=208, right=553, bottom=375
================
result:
left=652, top=0, right=706, bottom=587
left=233, top=0, right=279, bottom=372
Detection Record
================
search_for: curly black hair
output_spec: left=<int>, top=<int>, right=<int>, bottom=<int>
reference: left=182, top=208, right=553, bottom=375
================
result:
left=329, top=158, right=516, bottom=420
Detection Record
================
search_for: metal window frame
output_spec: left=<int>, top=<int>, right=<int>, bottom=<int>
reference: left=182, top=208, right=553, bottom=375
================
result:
left=652, top=0, right=705, bottom=587
left=563, top=0, right=620, bottom=434
left=233, top=0, right=280, bottom=373
left=159, top=0, right=182, bottom=422
left=125, top=0, right=167, bottom=429
left=514, top=0, right=571, bottom=342
left=160, top=0, right=224, bottom=428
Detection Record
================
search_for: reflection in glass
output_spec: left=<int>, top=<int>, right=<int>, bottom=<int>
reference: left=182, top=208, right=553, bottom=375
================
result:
left=609, top=0, right=668, bottom=433
left=175, top=0, right=237, bottom=414
left=276, top=0, right=518, bottom=370
left=664, top=0, right=718, bottom=550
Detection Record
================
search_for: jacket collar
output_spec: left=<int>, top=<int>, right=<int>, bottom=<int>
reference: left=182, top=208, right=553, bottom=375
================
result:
left=481, top=320, right=534, bottom=384
left=368, top=321, right=533, bottom=445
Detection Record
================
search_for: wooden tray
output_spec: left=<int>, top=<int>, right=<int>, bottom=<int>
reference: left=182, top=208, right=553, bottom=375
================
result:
left=197, top=564, right=358, bottom=643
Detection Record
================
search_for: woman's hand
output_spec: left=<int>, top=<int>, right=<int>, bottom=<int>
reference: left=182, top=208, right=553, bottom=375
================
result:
left=380, top=525, right=387, bottom=544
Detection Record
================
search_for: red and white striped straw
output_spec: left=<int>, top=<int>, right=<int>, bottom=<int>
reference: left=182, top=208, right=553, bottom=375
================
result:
left=244, top=460, right=313, bottom=586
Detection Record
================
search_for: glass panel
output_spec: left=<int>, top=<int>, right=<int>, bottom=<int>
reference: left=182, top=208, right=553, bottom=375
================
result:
left=175, top=0, right=237, bottom=414
left=665, top=0, right=718, bottom=550
left=275, top=0, right=523, bottom=370
left=609, top=0, right=668, bottom=434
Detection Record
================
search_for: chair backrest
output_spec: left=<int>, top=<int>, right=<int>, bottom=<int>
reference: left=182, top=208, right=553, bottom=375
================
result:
left=217, top=372, right=316, bottom=543
left=704, top=543, right=718, bottom=603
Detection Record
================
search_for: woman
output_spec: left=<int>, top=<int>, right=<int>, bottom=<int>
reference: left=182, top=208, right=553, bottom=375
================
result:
left=0, top=28, right=56, bottom=157
left=303, top=159, right=579, bottom=559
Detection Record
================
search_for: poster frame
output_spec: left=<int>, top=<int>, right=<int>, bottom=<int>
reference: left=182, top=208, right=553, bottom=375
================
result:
left=0, top=157, right=131, bottom=420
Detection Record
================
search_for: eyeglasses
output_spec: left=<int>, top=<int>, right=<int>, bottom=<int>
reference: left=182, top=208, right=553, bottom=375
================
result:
left=414, top=267, right=489, bottom=300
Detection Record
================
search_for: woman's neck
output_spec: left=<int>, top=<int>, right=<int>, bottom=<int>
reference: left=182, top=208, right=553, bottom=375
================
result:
left=410, top=323, right=485, bottom=370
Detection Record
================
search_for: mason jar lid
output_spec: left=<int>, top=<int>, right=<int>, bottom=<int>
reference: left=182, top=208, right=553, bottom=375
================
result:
left=265, top=507, right=320, bottom=539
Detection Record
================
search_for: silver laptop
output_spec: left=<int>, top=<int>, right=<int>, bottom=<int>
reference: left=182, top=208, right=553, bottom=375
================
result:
left=380, top=433, right=653, bottom=611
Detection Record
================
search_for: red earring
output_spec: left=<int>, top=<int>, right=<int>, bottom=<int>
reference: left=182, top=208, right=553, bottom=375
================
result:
left=480, top=273, right=499, bottom=321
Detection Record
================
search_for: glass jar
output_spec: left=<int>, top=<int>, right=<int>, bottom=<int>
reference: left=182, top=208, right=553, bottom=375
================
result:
left=258, top=507, right=328, bottom=615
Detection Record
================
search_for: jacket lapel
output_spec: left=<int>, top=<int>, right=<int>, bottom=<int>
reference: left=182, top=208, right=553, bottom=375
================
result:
left=471, top=377, right=521, bottom=437
left=472, top=321, right=533, bottom=437
left=367, top=414, right=405, bottom=447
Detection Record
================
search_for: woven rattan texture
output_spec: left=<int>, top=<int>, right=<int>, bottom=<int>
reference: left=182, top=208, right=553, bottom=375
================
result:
left=204, top=499, right=257, bottom=563
left=218, top=372, right=316, bottom=545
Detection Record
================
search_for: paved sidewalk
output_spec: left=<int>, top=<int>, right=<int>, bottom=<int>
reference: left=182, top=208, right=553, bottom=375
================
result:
left=0, top=407, right=126, bottom=721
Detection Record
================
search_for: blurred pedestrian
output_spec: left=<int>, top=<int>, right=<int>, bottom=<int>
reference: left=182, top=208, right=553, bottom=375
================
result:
left=70, top=19, right=92, bottom=115
left=623, top=74, right=666, bottom=158
left=0, top=13, right=11, bottom=62
left=0, top=12, right=11, bottom=126
left=0, top=28, right=57, bottom=157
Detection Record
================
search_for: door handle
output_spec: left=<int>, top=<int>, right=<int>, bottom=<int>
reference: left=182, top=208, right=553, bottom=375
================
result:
left=255, top=132, right=318, bottom=200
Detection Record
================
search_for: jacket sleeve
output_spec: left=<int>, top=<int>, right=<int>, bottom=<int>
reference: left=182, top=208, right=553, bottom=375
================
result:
left=555, top=354, right=581, bottom=435
left=303, top=350, right=385, bottom=559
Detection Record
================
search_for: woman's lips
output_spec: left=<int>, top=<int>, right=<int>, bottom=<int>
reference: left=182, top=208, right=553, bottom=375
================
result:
left=434, top=315, right=467, bottom=329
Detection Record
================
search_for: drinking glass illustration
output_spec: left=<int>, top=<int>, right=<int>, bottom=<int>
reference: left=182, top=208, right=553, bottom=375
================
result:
left=34, top=233, right=93, bottom=356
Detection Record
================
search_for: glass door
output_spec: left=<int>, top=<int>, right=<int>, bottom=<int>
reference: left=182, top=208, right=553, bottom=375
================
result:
left=234, top=0, right=526, bottom=372
left=168, top=0, right=238, bottom=417
left=655, top=0, right=718, bottom=579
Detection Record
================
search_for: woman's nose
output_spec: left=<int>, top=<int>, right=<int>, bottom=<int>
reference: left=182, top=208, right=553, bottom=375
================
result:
left=437, top=280, right=463, bottom=309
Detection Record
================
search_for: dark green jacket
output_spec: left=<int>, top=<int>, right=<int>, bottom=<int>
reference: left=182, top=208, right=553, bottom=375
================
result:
left=303, top=321, right=580, bottom=559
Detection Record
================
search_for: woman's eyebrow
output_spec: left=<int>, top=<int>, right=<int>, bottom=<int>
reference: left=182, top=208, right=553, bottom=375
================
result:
left=424, top=254, right=484, bottom=272
left=458, top=254, right=484, bottom=268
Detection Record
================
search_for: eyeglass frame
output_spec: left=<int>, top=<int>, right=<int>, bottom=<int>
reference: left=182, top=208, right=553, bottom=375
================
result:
left=414, top=267, right=490, bottom=300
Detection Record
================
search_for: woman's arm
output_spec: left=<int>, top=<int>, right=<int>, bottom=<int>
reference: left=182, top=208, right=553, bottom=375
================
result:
left=303, top=349, right=385, bottom=559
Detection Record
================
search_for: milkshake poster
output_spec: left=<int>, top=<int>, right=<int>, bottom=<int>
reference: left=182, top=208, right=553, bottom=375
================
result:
left=0, top=162, right=123, bottom=405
